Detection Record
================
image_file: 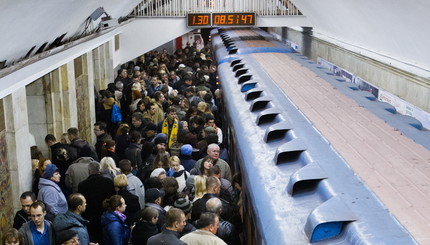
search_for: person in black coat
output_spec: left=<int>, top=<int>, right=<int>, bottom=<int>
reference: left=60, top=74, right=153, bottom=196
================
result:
left=101, top=139, right=121, bottom=167
left=191, top=176, right=234, bottom=223
left=145, top=188, right=167, bottom=231
left=67, top=127, right=99, bottom=162
left=205, top=197, right=241, bottom=245
left=132, top=207, right=159, bottom=245
left=114, top=174, right=140, bottom=226
left=78, top=162, right=115, bottom=244
left=13, top=191, right=36, bottom=230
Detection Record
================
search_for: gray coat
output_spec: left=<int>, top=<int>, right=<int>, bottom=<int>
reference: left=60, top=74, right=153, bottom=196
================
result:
left=38, top=178, right=68, bottom=215
left=65, top=157, right=95, bottom=193
left=19, top=220, right=55, bottom=245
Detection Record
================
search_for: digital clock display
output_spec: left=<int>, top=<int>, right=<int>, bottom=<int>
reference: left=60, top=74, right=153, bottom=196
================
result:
left=187, top=13, right=256, bottom=27
left=212, top=13, right=256, bottom=27
left=187, top=13, right=212, bottom=27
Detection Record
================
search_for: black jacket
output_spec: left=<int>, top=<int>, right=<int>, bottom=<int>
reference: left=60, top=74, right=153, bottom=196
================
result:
left=117, top=189, right=140, bottom=226
left=95, top=133, right=112, bottom=160
left=69, top=138, right=99, bottom=162
left=13, top=209, right=29, bottom=230
left=131, top=221, right=158, bottom=245
left=216, top=219, right=241, bottom=245
left=78, top=174, right=115, bottom=243
left=147, top=228, right=186, bottom=245
left=125, top=143, right=142, bottom=169
left=191, top=193, right=234, bottom=223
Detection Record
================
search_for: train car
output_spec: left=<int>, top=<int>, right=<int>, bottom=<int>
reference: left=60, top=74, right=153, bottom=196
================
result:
left=211, top=28, right=430, bottom=244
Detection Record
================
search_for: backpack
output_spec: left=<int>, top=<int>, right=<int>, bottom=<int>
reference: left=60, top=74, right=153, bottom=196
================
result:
left=111, top=103, right=122, bottom=123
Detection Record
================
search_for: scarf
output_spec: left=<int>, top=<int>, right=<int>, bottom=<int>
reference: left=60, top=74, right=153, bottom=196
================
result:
left=161, top=118, right=178, bottom=149
left=114, top=211, right=127, bottom=221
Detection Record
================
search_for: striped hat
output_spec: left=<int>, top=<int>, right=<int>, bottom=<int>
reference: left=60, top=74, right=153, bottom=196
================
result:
left=174, top=198, right=192, bottom=213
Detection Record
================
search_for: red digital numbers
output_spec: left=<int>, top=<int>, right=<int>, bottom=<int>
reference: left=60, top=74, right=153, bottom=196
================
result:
left=188, top=13, right=255, bottom=27
left=212, top=13, right=255, bottom=26
left=187, top=13, right=211, bottom=27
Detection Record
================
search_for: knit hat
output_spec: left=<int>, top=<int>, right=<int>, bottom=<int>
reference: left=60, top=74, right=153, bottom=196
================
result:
left=204, top=126, right=216, bottom=134
left=145, top=188, right=165, bottom=203
left=150, top=168, right=166, bottom=178
left=181, top=144, right=193, bottom=156
left=174, top=198, right=192, bottom=213
left=43, top=164, right=59, bottom=179
left=145, top=123, right=157, bottom=132
left=56, top=230, right=78, bottom=245
left=154, top=133, right=167, bottom=145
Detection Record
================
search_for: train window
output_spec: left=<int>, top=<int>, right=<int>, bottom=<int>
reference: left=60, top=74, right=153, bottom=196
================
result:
left=250, top=100, right=269, bottom=111
left=245, top=91, right=261, bottom=100
left=265, top=129, right=289, bottom=142
left=310, top=221, right=347, bottom=242
left=235, top=68, right=248, bottom=77
left=229, top=48, right=238, bottom=54
left=287, top=163, right=327, bottom=195
left=241, top=82, right=257, bottom=92
left=276, top=150, right=305, bottom=165
left=230, top=59, right=242, bottom=67
left=238, top=74, right=252, bottom=84
left=291, top=179, right=321, bottom=196
left=256, top=113, right=278, bottom=125
left=232, top=63, right=245, bottom=72
left=226, top=45, right=237, bottom=52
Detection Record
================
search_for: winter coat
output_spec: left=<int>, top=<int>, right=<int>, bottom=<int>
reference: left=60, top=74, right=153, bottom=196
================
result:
left=126, top=173, right=145, bottom=209
left=13, top=209, right=30, bottom=230
left=145, top=203, right=166, bottom=232
left=216, top=219, right=241, bottom=245
left=131, top=221, right=158, bottom=245
left=95, top=133, right=112, bottom=160
left=117, top=189, right=140, bottom=226
left=65, top=157, right=95, bottom=193
left=78, top=174, right=115, bottom=244
left=147, top=228, right=186, bottom=245
left=38, top=178, right=68, bottom=216
left=125, top=143, right=142, bottom=169
left=101, top=211, right=130, bottom=245
left=69, top=138, right=99, bottom=162
left=53, top=211, right=90, bottom=245
left=166, top=166, right=189, bottom=193
left=179, top=155, right=196, bottom=172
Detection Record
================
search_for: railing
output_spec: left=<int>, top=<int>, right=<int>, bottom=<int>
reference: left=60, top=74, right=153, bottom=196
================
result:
left=131, top=0, right=302, bottom=17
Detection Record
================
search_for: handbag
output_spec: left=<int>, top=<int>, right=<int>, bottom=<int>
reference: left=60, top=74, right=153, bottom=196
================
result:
left=111, top=103, right=122, bottom=123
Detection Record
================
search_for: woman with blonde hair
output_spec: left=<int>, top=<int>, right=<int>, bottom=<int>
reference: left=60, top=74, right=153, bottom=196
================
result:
left=167, top=156, right=189, bottom=192
left=193, top=175, right=207, bottom=202
left=100, top=157, right=120, bottom=180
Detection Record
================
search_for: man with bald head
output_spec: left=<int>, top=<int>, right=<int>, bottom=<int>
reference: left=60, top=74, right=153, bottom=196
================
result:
left=206, top=197, right=241, bottom=245
left=193, top=144, right=231, bottom=181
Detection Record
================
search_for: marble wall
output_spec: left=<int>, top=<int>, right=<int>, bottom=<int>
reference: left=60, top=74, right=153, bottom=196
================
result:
left=0, top=39, right=114, bottom=230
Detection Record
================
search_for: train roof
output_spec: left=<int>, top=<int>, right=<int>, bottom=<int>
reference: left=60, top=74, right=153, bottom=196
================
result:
left=212, top=28, right=430, bottom=244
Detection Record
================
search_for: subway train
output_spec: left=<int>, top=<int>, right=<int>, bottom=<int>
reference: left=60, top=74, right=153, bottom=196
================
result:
left=211, top=28, right=427, bottom=244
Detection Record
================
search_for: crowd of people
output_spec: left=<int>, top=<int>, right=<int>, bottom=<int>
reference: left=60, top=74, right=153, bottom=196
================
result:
left=4, top=42, right=244, bottom=245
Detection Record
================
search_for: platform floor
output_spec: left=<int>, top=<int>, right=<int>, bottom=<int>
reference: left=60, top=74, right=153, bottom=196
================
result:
left=252, top=52, right=430, bottom=244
